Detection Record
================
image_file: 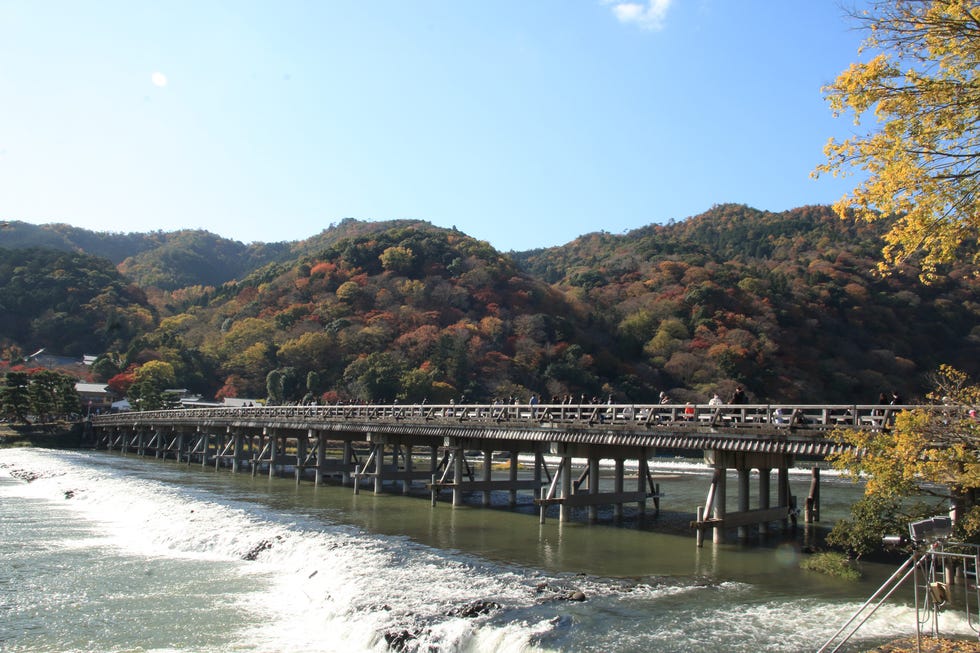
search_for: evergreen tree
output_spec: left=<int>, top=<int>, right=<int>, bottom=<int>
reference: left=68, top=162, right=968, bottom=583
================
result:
left=1, top=371, right=31, bottom=423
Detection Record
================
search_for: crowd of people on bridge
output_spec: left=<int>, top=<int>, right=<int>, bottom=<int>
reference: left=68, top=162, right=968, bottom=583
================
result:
left=268, top=383, right=908, bottom=413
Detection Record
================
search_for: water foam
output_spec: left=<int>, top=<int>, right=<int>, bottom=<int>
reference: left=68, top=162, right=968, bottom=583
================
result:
left=0, top=450, right=561, bottom=651
left=1, top=449, right=971, bottom=653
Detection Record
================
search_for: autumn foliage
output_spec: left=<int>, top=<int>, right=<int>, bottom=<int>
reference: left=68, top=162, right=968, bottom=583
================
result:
left=2, top=206, right=979, bottom=406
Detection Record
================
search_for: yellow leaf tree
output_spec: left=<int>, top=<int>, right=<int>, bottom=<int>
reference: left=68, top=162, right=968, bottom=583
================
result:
left=130, top=360, right=178, bottom=411
left=828, top=366, right=980, bottom=555
left=814, top=0, right=980, bottom=281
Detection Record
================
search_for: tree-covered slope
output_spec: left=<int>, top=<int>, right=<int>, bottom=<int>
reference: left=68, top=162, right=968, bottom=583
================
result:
left=1, top=218, right=448, bottom=291
left=5, top=206, right=979, bottom=404
left=0, top=247, right=155, bottom=358
left=116, top=230, right=291, bottom=291
left=0, top=221, right=289, bottom=290
left=514, top=204, right=980, bottom=402
left=140, top=223, right=601, bottom=401
left=1, top=220, right=169, bottom=263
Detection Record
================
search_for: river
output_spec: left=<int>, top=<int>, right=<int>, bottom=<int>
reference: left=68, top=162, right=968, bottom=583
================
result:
left=0, top=448, right=974, bottom=652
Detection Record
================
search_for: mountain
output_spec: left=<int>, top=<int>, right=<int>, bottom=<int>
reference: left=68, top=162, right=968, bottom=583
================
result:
left=0, top=221, right=288, bottom=291
left=0, top=221, right=157, bottom=263
left=515, top=204, right=980, bottom=402
left=2, top=206, right=978, bottom=404
left=0, top=247, right=154, bottom=358
left=136, top=222, right=589, bottom=401
left=0, top=218, right=443, bottom=291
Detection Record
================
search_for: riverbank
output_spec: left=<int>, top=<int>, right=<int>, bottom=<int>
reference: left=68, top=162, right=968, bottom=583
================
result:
left=869, top=636, right=980, bottom=652
left=0, top=422, right=84, bottom=448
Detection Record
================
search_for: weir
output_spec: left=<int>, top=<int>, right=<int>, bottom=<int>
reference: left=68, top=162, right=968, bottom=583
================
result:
left=89, top=402, right=915, bottom=545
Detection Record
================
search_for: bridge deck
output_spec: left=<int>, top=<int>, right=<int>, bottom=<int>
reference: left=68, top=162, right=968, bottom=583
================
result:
left=90, top=402, right=925, bottom=457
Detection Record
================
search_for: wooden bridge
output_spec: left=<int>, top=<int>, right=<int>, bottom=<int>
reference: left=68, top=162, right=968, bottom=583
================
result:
left=89, top=402, right=911, bottom=546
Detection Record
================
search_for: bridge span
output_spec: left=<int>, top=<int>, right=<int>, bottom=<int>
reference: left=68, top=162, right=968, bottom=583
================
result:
left=89, top=402, right=903, bottom=546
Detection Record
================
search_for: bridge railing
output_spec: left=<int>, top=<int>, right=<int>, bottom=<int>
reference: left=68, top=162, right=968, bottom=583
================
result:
left=90, top=402, right=948, bottom=432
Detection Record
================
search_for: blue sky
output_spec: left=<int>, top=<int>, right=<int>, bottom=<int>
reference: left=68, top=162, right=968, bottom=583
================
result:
left=0, top=1, right=869, bottom=253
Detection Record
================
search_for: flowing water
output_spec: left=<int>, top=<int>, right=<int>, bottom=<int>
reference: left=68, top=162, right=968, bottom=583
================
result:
left=0, top=448, right=975, bottom=653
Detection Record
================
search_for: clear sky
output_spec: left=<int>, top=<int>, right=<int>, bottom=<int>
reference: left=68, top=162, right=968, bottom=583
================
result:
left=0, top=1, right=869, bottom=253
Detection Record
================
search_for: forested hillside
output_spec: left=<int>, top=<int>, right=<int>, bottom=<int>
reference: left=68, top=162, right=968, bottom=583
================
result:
left=132, top=224, right=591, bottom=402
left=3, top=205, right=978, bottom=405
left=1, top=218, right=438, bottom=291
left=515, top=204, right=980, bottom=402
left=0, top=221, right=290, bottom=291
left=0, top=221, right=156, bottom=263
left=0, top=248, right=154, bottom=359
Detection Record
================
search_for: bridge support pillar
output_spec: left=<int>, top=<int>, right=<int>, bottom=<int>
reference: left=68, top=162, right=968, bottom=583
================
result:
left=508, top=451, right=519, bottom=508
left=267, top=429, right=277, bottom=479
left=429, top=445, right=439, bottom=490
left=215, top=432, right=226, bottom=470
left=314, top=431, right=325, bottom=484
left=805, top=467, right=820, bottom=523
left=695, top=451, right=795, bottom=547
left=255, top=430, right=263, bottom=476
left=176, top=432, right=185, bottom=463
left=232, top=431, right=243, bottom=473
left=374, top=442, right=384, bottom=495
left=535, top=443, right=659, bottom=525
left=587, top=457, right=600, bottom=523
left=250, top=431, right=261, bottom=477
left=559, top=455, right=572, bottom=522
left=759, top=468, right=771, bottom=536
left=295, top=430, right=309, bottom=485
left=404, top=445, right=415, bottom=495
left=452, top=445, right=464, bottom=507
left=712, top=468, right=727, bottom=545
left=638, top=454, right=649, bottom=517
left=737, top=469, right=750, bottom=540
left=342, top=441, right=353, bottom=485
left=482, top=450, right=492, bottom=506
left=201, top=431, right=211, bottom=467
left=614, top=458, right=625, bottom=521
left=778, top=465, right=790, bottom=528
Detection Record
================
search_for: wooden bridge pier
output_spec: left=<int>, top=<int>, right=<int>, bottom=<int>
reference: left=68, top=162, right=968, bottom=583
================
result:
left=155, top=429, right=168, bottom=458
left=266, top=429, right=282, bottom=477
left=805, top=467, right=821, bottom=523
left=277, top=430, right=364, bottom=486
left=248, top=429, right=267, bottom=476
left=293, top=430, right=308, bottom=483
left=535, top=443, right=661, bottom=524
left=249, top=429, right=263, bottom=477
left=151, top=429, right=165, bottom=458
left=350, top=433, right=443, bottom=496
left=232, top=429, right=244, bottom=473
left=188, top=428, right=209, bottom=467
left=427, top=438, right=546, bottom=509
left=692, top=451, right=803, bottom=546
left=167, top=430, right=183, bottom=461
